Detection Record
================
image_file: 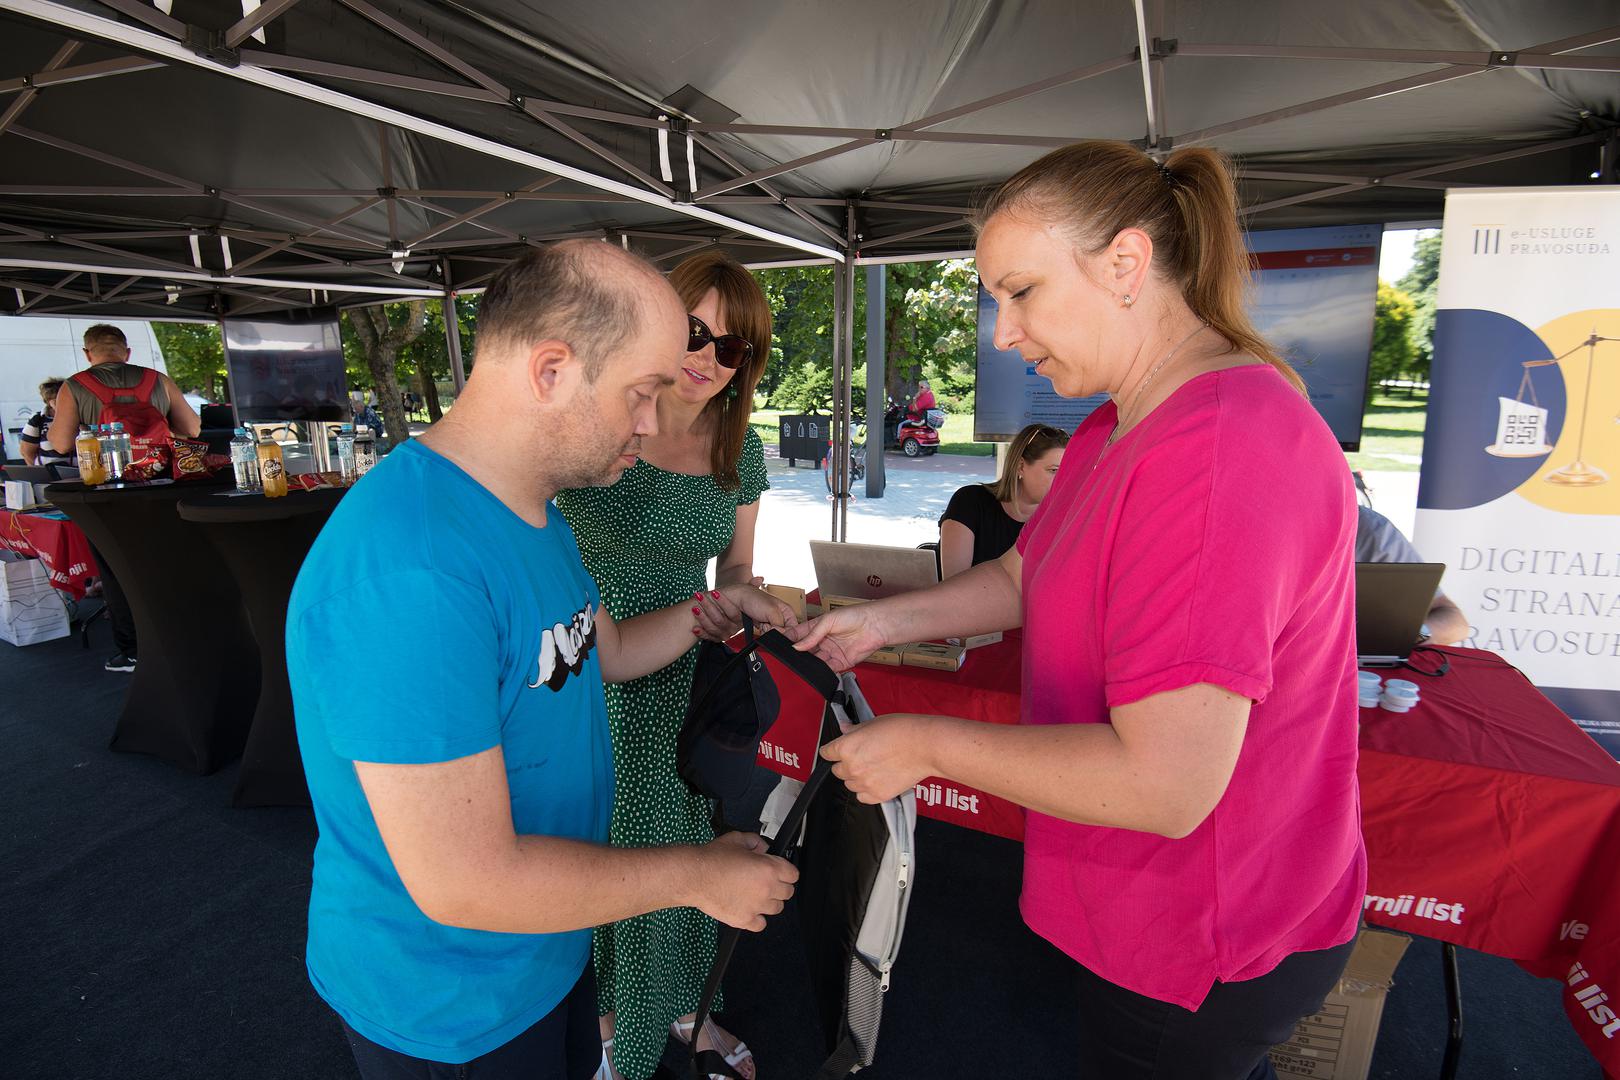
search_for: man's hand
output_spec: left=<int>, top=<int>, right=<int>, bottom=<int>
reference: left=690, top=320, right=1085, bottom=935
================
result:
left=691, top=584, right=797, bottom=642
left=821, top=714, right=942, bottom=803
left=690, top=832, right=799, bottom=931
left=786, top=606, right=888, bottom=672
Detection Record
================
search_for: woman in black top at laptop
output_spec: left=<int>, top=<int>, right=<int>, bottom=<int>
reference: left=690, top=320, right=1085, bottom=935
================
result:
left=938, top=422, right=1068, bottom=578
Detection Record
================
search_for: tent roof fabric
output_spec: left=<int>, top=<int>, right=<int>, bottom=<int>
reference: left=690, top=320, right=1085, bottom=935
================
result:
left=0, top=0, right=1615, bottom=317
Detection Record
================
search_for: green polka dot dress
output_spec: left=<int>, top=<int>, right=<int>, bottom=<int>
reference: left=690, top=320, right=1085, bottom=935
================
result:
left=554, top=426, right=768, bottom=1080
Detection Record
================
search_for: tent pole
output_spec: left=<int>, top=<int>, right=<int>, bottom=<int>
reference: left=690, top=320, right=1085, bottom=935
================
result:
left=865, top=264, right=886, bottom=499
left=442, top=258, right=466, bottom=394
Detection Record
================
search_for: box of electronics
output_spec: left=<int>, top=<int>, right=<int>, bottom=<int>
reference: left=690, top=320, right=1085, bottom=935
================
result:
left=763, top=584, right=807, bottom=623
left=1267, top=928, right=1410, bottom=1080
left=946, top=631, right=1003, bottom=650
left=865, top=645, right=905, bottom=666
left=901, top=641, right=966, bottom=672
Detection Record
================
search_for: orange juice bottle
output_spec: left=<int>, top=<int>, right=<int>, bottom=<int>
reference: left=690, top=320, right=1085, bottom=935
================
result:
left=256, top=432, right=288, bottom=498
left=76, top=425, right=107, bottom=485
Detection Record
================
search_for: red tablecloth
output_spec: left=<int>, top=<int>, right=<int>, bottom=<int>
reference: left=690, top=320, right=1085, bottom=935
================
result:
left=0, top=509, right=96, bottom=599
left=758, top=641, right=1620, bottom=1074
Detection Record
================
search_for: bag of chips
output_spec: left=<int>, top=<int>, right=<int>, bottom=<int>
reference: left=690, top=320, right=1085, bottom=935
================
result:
left=170, top=436, right=213, bottom=481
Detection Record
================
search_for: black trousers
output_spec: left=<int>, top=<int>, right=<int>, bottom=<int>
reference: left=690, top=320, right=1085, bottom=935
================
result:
left=1074, top=938, right=1357, bottom=1080
left=88, top=543, right=136, bottom=655
left=341, top=969, right=600, bottom=1080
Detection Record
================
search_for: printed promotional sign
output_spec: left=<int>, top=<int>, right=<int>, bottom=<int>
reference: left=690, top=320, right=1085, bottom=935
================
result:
left=1417, top=187, right=1620, bottom=759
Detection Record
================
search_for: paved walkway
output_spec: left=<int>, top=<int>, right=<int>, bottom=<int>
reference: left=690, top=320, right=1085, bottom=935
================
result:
left=751, top=450, right=1421, bottom=591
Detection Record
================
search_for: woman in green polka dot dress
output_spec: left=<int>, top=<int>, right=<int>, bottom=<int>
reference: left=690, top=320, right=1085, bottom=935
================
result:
left=556, top=251, right=775, bottom=1080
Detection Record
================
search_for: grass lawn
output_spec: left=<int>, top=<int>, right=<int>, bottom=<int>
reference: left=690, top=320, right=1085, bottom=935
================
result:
left=749, top=407, right=995, bottom=457
left=749, top=389, right=1427, bottom=469
left=1345, top=389, right=1429, bottom=473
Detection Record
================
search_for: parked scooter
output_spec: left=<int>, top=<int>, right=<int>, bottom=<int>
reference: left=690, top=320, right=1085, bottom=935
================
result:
left=883, top=401, right=942, bottom=457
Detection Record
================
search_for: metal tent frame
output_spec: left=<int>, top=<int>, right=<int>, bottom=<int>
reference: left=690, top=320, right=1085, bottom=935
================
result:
left=2, top=0, right=1617, bottom=534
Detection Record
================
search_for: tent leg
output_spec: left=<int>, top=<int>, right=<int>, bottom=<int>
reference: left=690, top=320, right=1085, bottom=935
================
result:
left=441, top=258, right=466, bottom=395
left=1440, top=942, right=1463, bottom=1080
left=864, top=263, right=886, bottom=499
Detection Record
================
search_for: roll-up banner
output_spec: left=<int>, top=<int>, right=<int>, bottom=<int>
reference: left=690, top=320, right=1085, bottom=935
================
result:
left=1417, top=187, right=1620, bottom=758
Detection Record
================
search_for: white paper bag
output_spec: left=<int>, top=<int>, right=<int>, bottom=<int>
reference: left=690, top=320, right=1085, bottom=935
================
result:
left=0, top=557, right=70, bottom=646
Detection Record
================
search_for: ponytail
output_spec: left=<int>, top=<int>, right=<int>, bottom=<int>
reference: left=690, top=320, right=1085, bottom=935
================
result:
left=1163, top=148, right=1306, bottom=394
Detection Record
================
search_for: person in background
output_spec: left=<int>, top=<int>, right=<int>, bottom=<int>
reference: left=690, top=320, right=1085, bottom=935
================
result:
left=47, top=324, right=201, bottom=453
left=353, top=395, right=384, bottom=438
left=907, top=376, right=937, bottom=422
left=1356, top=504, right=1469, bottom=646
left=47, top=325, right=201, bottom=673
left=938, top=422, right=1069, bottom=578
left=556, top=250, right=774, bottom=1080
left=20, top=378, right=72, bottom=466
left=287, top=241, right=796, bottom=1080
left=792, top=140, right=1365, bottom=1079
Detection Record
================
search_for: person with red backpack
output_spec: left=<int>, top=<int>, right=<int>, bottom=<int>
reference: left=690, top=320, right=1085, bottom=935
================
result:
left=47, top=323, right=201, bottom=672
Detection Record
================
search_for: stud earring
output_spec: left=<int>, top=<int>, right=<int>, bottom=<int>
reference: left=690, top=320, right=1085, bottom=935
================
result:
left=1122, top=294, right=1134, bottom=308
left=726, top=383, right=738, bottom=400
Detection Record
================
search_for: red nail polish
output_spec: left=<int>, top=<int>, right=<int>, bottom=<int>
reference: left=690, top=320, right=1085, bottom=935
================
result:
left=691, top=606, right=701, bottom=615
left=710, top=591, right=721, bottom=599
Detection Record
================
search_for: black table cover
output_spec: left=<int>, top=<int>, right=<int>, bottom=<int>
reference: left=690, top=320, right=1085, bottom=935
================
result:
left=47, top=479, right=259, bottom=774
left=177, top=487, right=345, bottom=807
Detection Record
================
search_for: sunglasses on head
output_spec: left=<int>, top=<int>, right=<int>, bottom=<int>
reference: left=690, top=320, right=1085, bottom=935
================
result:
left=687, top=314, right=754, bottom=369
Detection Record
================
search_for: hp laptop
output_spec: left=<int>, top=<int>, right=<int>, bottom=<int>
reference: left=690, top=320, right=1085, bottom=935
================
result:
left=809, top=540, right=940, bottom=602
left=1355, top=562, right=1445, bottom=665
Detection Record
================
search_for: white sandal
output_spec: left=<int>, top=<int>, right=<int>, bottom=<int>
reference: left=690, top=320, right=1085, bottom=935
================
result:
left=671, top=1018, right=754, bottom=1080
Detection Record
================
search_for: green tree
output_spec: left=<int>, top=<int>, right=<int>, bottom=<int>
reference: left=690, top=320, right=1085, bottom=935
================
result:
left=1396, top=231, right=1442, bottom=385
left=1369, top=281, right=1417, bottom=389
left=344, top=300, right=428, bottom=449
left=754, top=259, right=978, bottom=418
left=152, top=322, right=228, bottom=401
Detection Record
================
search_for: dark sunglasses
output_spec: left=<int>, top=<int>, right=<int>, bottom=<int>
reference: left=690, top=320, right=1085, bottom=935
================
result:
left=687, top=314, right=754, bottom=369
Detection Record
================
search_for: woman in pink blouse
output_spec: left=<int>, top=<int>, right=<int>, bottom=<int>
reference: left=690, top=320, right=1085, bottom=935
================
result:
left=792, top=141, right=1365, bottom=1079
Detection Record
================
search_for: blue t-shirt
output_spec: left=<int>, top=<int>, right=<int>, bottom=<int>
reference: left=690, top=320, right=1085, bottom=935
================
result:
left=286, top=439, right=613, bottom=1062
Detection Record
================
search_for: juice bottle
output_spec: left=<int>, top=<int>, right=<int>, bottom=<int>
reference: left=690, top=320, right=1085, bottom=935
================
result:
left=76, top=425, right=107, bottom=485
left=256, top=431, right=288, bottom=498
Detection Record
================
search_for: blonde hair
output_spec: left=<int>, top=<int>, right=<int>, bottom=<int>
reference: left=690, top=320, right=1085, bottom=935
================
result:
left=978, top=140, right=1305, bottom=395
left=987, top=423, right=1070, bottom=503
left=667, top=251, right=773, bottom=492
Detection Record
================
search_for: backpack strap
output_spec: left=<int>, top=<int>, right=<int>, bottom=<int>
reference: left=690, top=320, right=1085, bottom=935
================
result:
left=690, top=751, right=838, bottom=1080
left=70, top=367, right=159, bottom=406
left=687, top=633, right=845, bottom=1079
left=129, top=366, right=159, bottom=402
left=71, top=370, right=116, bottom=406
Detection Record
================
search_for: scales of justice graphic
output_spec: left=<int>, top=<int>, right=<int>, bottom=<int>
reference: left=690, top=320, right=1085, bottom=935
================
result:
left=1485, top=329, right=1617, bottom=486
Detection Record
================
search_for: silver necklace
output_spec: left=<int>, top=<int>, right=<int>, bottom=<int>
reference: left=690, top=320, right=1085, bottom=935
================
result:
left=1108, top=322, right=1208, bottom=445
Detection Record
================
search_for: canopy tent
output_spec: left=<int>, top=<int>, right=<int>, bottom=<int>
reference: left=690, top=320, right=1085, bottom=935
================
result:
left=2, top=0, right=1617, bottom=530
left=0, top=0, right=1615, bottom=315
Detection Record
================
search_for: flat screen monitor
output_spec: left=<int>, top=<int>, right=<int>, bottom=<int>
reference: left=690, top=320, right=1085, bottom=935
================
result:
left=973, top=224, right=1381, bottom=448
left=222, top=307, right=348, bottom=423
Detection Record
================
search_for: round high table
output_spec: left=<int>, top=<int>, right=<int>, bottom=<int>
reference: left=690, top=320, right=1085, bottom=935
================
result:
left=177, top=487, right=345, bottom=807
left=47, top=479, right=258, bottom=775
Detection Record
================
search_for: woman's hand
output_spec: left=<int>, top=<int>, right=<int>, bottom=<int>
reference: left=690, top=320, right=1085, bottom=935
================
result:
left=691, top=585, right=797, bottom=642
left=821, top=714, right=944, bottom=803
left=784, top=605, right=888, bottom=672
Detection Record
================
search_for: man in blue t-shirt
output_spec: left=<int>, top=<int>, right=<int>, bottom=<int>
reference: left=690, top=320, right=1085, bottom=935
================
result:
left=287, top=241, right=798, bottom=1080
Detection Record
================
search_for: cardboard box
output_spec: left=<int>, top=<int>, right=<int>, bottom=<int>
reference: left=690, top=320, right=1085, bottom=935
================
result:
left=823, top=594, right=866, bottom=611
left=901, top=641, right=965, bottom=672
left=1268, top=929, right=1410, bottom=1080
left=763, top=584, right=807, bottom=623
left=865, top=645, right=904, bottom=666
left=947, top=631, right=1003, bottom=650
left=0, top=557, right=70, bottom=646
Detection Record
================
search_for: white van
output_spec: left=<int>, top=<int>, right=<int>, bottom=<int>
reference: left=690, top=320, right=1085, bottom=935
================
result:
left=1, top=316, right=171, bottom=458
